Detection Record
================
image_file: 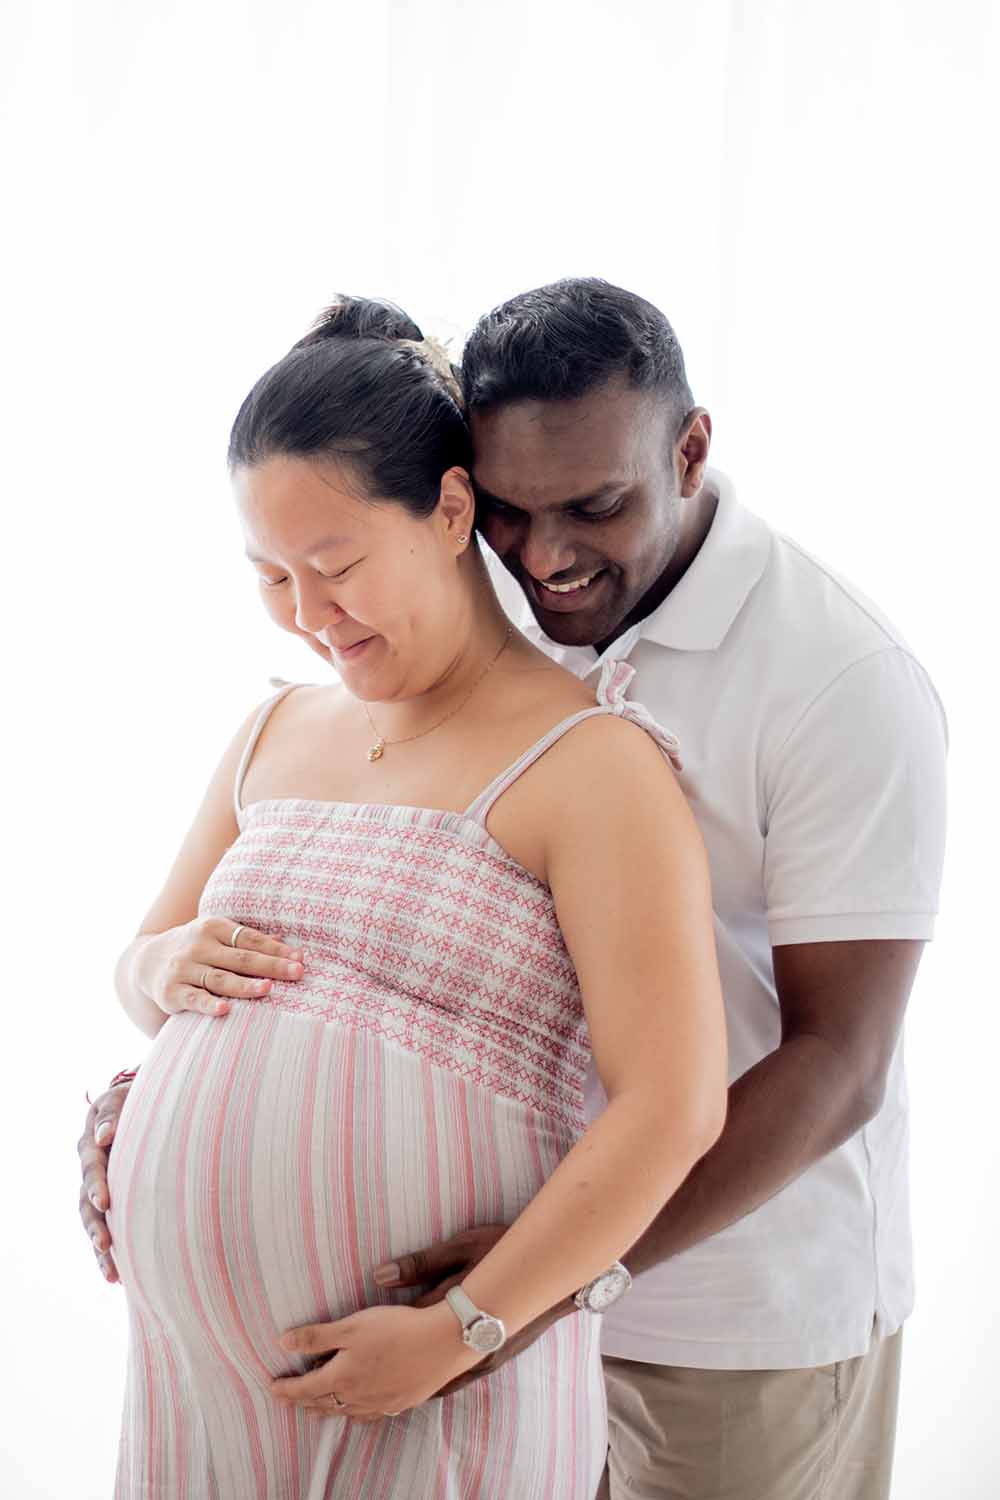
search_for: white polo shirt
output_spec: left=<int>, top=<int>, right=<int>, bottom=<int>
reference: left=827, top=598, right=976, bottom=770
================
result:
left=486, top=470, right=948, bottom=1371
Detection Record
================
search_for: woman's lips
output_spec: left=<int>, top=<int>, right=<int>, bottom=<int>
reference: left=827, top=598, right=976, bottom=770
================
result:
left=329, top=635, right=376, bottom=660
left=527, top=569, right=607, bottom=613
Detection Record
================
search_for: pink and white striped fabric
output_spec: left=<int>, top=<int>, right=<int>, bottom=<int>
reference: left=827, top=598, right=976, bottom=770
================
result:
left=107, top=660, right=677, bottom=1498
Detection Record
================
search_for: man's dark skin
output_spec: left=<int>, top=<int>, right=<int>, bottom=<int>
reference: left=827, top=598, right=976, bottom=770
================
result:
left=78, top=377, right=924, bottom=1397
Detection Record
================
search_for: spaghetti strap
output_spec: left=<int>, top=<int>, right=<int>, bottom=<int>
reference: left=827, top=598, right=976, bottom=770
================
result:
left=233, top=680, right=299, bottom=820
left=463, top=657, right=682, bottom=825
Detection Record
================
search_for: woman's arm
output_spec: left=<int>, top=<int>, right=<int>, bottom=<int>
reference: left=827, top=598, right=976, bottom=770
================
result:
left=274, top=714, right=727, bottom=1416
left=114, top=701, right=304, bottom=1037
left=458, top=712, right=728, bottom=1332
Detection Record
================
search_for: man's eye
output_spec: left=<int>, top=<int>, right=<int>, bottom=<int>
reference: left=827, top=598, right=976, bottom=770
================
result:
left=484, top=498, right=521, bottom=520
left=575, top=501, right=624, bottom=523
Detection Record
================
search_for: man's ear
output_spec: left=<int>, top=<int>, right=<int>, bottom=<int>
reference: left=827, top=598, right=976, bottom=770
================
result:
left=675, top=409, right=712, bottom=497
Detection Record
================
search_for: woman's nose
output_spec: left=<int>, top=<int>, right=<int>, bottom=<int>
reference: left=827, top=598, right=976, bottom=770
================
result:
left=294, top=584, right=344, bottom=635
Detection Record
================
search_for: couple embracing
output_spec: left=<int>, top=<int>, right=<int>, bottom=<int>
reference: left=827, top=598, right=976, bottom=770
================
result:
left=79, top=279, right=947, bottom=1500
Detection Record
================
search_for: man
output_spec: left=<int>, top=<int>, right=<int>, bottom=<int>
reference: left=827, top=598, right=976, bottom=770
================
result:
left=80, top=279, right=947, bottom=1498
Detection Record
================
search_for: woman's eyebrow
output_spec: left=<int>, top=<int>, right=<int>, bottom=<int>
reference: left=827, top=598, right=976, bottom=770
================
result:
left=306, top=533, right=354, bottom=553
left=245, top=533, right=353, bottom=563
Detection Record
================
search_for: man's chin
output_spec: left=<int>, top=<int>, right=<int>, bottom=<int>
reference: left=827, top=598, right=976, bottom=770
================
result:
left=516, top=570, right=622, bottom=649
left=527, top=600, right=623, bottom=649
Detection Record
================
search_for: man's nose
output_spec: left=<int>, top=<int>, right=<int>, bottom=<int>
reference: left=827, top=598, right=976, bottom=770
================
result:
left=520, top=520, right=575, bottom=581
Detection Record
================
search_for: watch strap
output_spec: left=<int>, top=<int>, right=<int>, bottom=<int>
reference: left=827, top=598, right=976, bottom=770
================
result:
left=445, top=1285, right=483, bottom=1331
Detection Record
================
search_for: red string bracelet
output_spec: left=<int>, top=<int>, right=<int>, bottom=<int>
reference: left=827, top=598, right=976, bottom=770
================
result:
left=86, top=1067, right=140, bottom=1106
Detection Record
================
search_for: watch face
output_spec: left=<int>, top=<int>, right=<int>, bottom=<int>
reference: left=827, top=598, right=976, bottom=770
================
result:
left=467, top=1315, right=506, bottom=1354
left=587, top=1268, right=631, bottom=1312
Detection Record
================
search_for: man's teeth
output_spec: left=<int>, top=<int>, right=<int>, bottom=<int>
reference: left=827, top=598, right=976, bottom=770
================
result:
left=539, top=572, right=599, bottom=594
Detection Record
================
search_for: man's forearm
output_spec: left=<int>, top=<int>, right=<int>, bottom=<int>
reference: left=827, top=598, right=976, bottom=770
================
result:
left=624, top=1033, right=873, bottom=1277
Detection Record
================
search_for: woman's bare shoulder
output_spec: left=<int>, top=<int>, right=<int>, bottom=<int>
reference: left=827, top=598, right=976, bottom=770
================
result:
left=548, top=709, right=679, bottom=791
left=496, top=643, right=598, bottom=720
left=255, top=679, right=349, bottom=734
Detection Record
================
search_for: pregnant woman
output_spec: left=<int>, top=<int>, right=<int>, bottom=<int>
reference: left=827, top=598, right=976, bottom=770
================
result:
left=106, top=297, right=727, bottom=1499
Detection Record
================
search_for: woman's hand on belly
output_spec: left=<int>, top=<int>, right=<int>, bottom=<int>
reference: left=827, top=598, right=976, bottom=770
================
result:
left=270, top=1303, right=481, bottom=1421
left=135, top=918, right=305, bottom=1020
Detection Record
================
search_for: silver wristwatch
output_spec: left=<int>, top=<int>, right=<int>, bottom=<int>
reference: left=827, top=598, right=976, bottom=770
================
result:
left=574, top=1261, right=633, bottom=1313
left=444, top=1286, right=507, bottom=1355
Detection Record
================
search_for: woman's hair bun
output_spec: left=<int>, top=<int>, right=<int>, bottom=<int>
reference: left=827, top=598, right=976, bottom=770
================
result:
left=230, top=293, right=472, bottom=514
left=296, top=295, right=423, bottom=350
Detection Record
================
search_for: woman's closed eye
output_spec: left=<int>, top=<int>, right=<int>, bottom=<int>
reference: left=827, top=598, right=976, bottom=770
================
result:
left=256, top=558, right=363, bottom=588
left=317, top=558, right=364, bottom=580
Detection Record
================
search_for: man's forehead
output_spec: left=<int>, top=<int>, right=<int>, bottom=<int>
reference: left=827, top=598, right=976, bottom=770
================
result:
left=470, top=383, right=663, bottom=503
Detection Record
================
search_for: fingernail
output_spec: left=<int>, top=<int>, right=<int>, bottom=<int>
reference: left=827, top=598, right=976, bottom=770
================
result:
left=255, top=980, right=269, bottom=993
left=374, top=1262, right=400, bottom=1287
left=95, top=1122, right=113, bottom=1145
left=90, top=1189, right=107, bottom=1211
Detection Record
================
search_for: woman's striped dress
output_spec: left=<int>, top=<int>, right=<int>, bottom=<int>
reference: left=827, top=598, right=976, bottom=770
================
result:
left=107, top=660, right=679, bottom=1499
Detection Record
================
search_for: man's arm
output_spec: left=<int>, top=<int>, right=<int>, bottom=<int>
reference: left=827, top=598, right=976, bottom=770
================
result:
left=368, top=647, right=947, bottom=1390
left=624, top=938, right=922, bottom=1273
left=625, top=646, right=945, bottom=1270
left=374, top=937, right=923, bottom=1393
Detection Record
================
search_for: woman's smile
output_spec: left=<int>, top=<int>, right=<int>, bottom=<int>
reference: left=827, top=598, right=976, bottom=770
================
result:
left=324, top=631, right=378, bottom=661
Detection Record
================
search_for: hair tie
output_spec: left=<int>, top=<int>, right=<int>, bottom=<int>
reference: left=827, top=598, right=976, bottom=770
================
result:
left=398, top=336, right=465, bottom=410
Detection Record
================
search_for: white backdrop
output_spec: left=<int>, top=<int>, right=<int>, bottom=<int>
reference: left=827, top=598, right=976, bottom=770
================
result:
left=2, top=2, right=997, bottom=1495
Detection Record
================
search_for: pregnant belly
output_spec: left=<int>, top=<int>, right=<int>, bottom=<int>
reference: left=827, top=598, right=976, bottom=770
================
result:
left=107, top=1004, right=574, bottom=1382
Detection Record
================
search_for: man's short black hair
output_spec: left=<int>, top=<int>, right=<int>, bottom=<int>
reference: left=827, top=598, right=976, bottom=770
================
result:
left=461, top=277, right=694, bottom=420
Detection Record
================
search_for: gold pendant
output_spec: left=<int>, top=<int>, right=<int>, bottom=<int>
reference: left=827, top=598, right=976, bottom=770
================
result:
left=367, top=740, right=385, bottom=763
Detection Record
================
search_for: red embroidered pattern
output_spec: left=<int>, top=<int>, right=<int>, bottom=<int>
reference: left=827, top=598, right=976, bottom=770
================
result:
left=200, top=802, right=592, bottom=1130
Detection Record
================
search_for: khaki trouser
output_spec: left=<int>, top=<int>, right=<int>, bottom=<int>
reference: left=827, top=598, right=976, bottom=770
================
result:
left=595, top=1330, right=902, bottom=1500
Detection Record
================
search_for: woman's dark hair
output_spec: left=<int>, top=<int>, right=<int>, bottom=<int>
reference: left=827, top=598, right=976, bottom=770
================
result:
left=228, top=296, right=471, bottom=518
left=461, top=277, right=694, bottom=422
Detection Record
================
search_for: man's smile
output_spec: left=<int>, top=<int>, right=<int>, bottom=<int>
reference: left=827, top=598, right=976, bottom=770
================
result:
left=536, top=570, right=603, bottom=595
left=523, top=567, right=610, bottom=614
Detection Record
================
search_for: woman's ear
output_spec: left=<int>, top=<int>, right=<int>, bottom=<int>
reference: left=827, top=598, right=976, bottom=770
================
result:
left=436, top=467, right=477, bottom=548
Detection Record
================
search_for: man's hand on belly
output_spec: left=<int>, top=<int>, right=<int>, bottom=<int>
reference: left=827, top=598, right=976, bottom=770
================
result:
left=78, top=1082, right=133, bottom=1283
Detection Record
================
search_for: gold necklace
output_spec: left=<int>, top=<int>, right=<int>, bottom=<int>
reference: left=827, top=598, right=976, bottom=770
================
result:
left=362, top=626, right=513, bottom=763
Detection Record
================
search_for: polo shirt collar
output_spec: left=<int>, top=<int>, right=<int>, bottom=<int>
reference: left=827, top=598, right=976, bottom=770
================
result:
left=638, top=471, right=772, bottom=652
left=516, top=470, right=772, bottom=661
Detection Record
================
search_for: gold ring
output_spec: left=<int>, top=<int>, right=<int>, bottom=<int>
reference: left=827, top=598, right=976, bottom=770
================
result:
left=202, top=968, right=212, bottom=991
left=230, top=925, right=246, bottom=949
left=329, top=1392, right=346, bottom=1408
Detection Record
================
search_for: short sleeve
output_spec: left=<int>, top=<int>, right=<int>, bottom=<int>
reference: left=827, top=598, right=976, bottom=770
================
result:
left=764, top=648, right=948, bottom=946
